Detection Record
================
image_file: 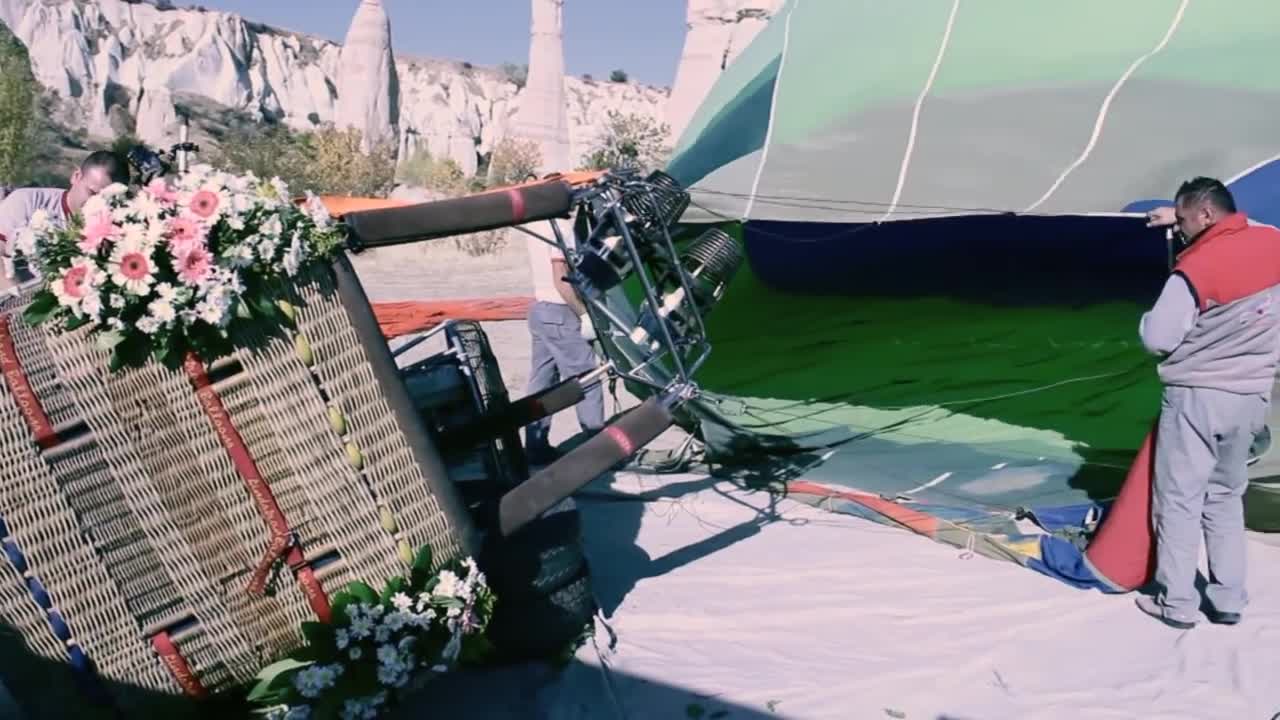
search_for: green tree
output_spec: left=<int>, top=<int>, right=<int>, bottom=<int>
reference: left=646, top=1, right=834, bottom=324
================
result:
left=579, top=110, right=671, bottom=174
left=215, top=123, right=396, bottom=198
left=486, top=137, right=543, bottom=188
left=0, top=26, right=38, bottom=186
left=609, top=69, right=628, bottom=83
left=396, top=149, right=467, bottom=195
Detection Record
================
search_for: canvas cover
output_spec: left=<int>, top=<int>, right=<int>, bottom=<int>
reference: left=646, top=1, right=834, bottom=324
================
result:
left=633, top=0, right=1280, bottom=591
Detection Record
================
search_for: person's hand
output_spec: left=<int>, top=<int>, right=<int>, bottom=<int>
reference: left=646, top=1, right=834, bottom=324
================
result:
left=1146, top=206, right=1176, bottom=228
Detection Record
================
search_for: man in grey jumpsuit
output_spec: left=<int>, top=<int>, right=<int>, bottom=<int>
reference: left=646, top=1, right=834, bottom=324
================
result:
left=523, top=216, right=605, bottom=465
left=0, top=150, right=130, bottom=293
left=1136, top=177, right=1280, bottom=629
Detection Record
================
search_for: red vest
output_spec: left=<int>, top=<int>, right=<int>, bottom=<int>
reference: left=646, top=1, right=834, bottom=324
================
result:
left=1173, top=213, right=1280, bottom=311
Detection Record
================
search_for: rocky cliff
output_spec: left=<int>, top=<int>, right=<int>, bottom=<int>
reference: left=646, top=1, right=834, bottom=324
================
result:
left=666, top=0, right=784, bottom=141
left=0, top=0, right=669, bottom=176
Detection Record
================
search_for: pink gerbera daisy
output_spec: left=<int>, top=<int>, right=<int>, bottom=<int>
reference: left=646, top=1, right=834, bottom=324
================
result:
left=146, top=178, right=179, bottom=205
left=188, top=190, right=220, bottom=219
left=173, top=244, right=213, bottom=286
left=79, top=211, right=120, bottom=254
left=167, top=216, right=205, bottom=251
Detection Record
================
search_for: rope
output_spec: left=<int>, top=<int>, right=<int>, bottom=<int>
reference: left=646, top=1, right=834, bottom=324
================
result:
left=182, top=354, right=331, bottom=621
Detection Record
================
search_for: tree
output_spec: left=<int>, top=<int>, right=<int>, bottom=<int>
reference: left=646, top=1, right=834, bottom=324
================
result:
left=579, top=111, right=671, bottom=175
left=215, top=123, right=396, bottom=198
left=0, top=26, right=38, bottom=186
left=500, top=62, right=529, bottom=90
left=609, top=69, right=628, bottom=83
left=486, top=137, right=543, bottom=188
left=396, top=148, right=467, bottom=196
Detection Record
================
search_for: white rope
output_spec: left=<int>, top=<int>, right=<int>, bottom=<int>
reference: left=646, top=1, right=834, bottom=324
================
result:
left=1023, top=0, right=1190, bottom=213
left=743, top=0, right=800, bottom=220
left=879, top=0, right=961, bottom=223
left=1223, top=149, right=1280, bottom=183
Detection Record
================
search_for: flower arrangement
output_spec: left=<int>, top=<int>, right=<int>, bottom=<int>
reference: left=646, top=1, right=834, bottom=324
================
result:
left=249, top=547, right=496, bottom=720
left=16, top=165, right=347, bottom=370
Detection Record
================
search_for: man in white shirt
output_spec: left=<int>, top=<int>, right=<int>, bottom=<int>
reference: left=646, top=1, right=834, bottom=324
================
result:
left=524, top=216, right=605, bottom=465
left=0, top=150, right=130, bottom=292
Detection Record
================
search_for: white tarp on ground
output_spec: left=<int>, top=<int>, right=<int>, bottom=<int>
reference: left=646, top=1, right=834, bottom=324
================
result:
left=424, top=444, right=1280, bottom=720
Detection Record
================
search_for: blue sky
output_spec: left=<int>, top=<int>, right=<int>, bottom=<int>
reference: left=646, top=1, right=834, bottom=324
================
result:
left=183, top=0, right=687, bottom=87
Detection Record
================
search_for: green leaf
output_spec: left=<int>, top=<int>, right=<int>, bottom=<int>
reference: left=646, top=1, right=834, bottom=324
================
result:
left=151, top=332, right=180, bottom=367
left=246, top=657, right=312, bottom=703
left=300, top=621, right=335, bottom=655
left=21, top=291, right=59, bottom=326
left=409, top=546, right=434, bottom=590
left=380, top=576, right=406, bottom=605
left=109, top=334, right=149, bottom=371
left=95, top=330, right=126, bottom=352
left=330, top=590, right=355, bottom=626
left=345, top=581, right=378, bottom=606
left=63, top=314, right=91, bottom=331
left=234, top=299, right=253, bottom=320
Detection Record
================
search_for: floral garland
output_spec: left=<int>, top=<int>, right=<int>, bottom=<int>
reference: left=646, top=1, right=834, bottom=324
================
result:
left=249, top=547, right=496, bottom=720
left=16, top=165, right=347, bottom=370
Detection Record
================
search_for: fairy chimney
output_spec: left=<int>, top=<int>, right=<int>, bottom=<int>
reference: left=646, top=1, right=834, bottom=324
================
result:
left=667, top=0, right=784, bottom=142
left=510, top=0, right=571, bottom=174
left=336, top=0, right=400, bottom=153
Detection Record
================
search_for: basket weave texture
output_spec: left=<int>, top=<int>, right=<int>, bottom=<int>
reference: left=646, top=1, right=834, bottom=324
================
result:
left=0, top=260, right=464, bottom=709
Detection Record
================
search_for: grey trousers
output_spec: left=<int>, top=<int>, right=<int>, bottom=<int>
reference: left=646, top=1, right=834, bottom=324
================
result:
left=1152, top=385, right=1268, bottom=620
left=525, top=301, right=605, bottom=453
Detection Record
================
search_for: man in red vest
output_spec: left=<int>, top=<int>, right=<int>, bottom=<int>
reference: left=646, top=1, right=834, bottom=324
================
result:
left=1137, top=177, right=1280, bottom=628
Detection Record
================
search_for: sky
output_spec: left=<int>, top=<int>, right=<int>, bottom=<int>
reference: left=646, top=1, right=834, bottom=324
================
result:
left=182, top=0, right=688, bottom=87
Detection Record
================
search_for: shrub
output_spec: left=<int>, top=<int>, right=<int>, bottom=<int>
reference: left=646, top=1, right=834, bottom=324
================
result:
left=486, top=137, right=543, bottom=188
left=500, top=62, right=529, bottom=90
left=0, top=25, right=38, bottom=185
left=579, top=110, right=671, bottom=175
left=396, top=148, right=467, bottom=196
left=609, top=69, right=628, bottom=83
left=215, top=124, right=396, bottom=198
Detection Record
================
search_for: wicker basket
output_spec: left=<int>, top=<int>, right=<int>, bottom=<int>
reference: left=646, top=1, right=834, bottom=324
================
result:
left=0, top=256, right=475, bottom=715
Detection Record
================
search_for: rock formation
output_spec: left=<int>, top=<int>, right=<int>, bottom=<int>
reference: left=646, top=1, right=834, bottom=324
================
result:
left=0, top=0, right=666, bottom=175
left=509, top=0, right=571, bottom=175
left=335, top=0, right=399, bottom=154
left=666, top=0, right=784, bottom=142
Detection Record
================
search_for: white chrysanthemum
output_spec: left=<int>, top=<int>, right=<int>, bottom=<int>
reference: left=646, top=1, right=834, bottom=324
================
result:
left=80, top=195, right=108, bottom=219
left=121, top=222, right=151, bottom=250
left=109, top=294, right=126, bottom=309
left=260, top=215, right=284, bottom=238
left=433, top=570, right=461, bottom=598
left=80, top=291, right=103, bottom=320
left=136, top=315, right=162, bottom=335
left=13, top=226, right=39, bottom=258
left=27, top=208, right=50, bottom=232
left=256, top=236, right=279, bottom=262
left=269, top=177, right=290, bottom=203
left=304, top=192, right=331, bottom=227
left=148, top=297, right=177, bottom=324
left=99, top=183, right=128, bottom=198
left=223, top=243, right=255, bottom=269
left=282, top=231, right=307, bottom=276
left=129, top=192, right=165, bottom=223
left=390, top=593, right=413, bottom=612
left=348, top=646, right=363, bottom=661
left=232, top=192, right=256, bottom=215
